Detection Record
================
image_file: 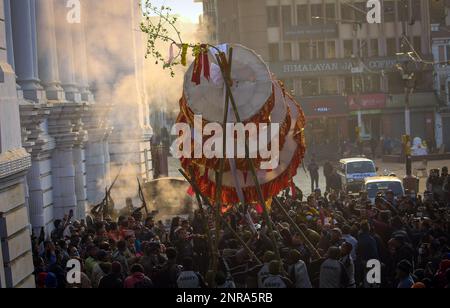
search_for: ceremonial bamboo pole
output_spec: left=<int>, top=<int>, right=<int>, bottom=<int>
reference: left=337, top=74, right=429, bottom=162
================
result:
left=273, top=198, right=322, bottom=260
left=188, top=167, right=214, bottom=268
left=211, top=48, right=234, bottom=275
left=214, top=51, right=282, bottom=262
left=179, top=169, right=262, bottom=265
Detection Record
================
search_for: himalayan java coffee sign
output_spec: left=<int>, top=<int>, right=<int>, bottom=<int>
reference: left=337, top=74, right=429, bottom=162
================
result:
left=270, top=57, right=407, bottom=77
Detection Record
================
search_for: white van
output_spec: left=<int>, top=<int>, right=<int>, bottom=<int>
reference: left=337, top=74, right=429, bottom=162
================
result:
left=338, top=158, right=377, bottom=193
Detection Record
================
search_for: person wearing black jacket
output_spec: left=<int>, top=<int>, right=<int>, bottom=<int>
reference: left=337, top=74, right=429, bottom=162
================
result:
left=98, top=261, right=123, bottom=288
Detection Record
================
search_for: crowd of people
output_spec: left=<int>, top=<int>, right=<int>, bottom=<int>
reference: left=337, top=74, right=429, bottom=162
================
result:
left=31, top=165, right=449, bottom=289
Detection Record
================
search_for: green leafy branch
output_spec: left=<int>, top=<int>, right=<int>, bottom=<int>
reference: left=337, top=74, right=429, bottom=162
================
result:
left=140, top=0, right=213, bottom=77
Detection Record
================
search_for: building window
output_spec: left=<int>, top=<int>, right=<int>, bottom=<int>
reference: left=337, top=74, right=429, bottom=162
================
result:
left=359, top=40, right=368, bottom=58
left=267, top=6, right=280, bottom=27
left=312, top=41, right=325, bottom=59
left=439, top=46, right=446, bottom=62
left=283, top=79, right=294, bottom=94
left=283, top=43, right=292, bottom=61
left=384, top=1, right=395, bottom=22
left=311, top=4, right=323, bottom=24
left=386, top=38, right=397, bottom=56
left=269, top=43, right=279, bottom=62
left=363, top=75, right=381, bottom=92
left=412, top=0, right=421, bottom=22
left=299, top=41, right=310, bottom=60
left=297, top=4, right=308, bottom=25
left=302, top=78, right=319, bottom=96
left=344, top=76, right=354, bottom=94
left=370, top=39, right=379, bottom=57
left=281, top=5, right=292, bottom=28
left=341, top=3, right=353, bottom=20
left=397, top=0, right=408, bottom=22
left=325, top=4, right=336, bottom=22
left=327, top=41, right=336, bottom=59
left=387, top=73, right=404, bottom=94
left=446, top=46, right=450, bottom=62
left=321, top=77, right=338, bottom=95
left=354, top=1, right=367, bottom=23
left=344, top=40, right=353, bottom=57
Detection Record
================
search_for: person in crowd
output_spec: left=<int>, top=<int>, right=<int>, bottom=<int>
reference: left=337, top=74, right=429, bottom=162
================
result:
left=319, top=247, right=349, bottom=288
left=308, top=158, right=320, bottom=193
left=323, top=161, right=333, bottom=193
left=98, top=261, right=123, bottom=289
left=396, top=260, right=414, bottom=288
left=176, top=257, right=206, bottom=288
left=30, top=166, right=450, bottom=289
left=124, top=264, right=153, bottom=288
left=261, top=260, right=293, bottom=288
left=287, top=249, right=312, bottom=288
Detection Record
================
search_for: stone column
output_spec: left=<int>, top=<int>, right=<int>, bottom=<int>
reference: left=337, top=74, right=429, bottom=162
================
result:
left=10, top=0, right=46, bottom=103
left=19, top=102, right=55, bottom=234
left=47, top=104, right=79, bottom=219
left=54, top=0, right=81, bottom=103
left=72, top=1, right=93, bottom=102
left=83, top=105, right=113, bottom=205
left=1, top=0, right=35, bottom=289
left=36, top=0, right=65, bottom=101
left=73, top=107, right=89, bottom=220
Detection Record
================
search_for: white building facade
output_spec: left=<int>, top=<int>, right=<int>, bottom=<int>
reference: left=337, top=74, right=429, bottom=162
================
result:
left=0, top=0, right=152, bottom=288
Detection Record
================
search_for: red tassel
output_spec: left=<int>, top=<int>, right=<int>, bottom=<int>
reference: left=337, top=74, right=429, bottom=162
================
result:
left=243, top=171, right=248, bottom=184
left=187, top=186, right=195, bottom=197
left=202, top=45, right=210, bottom=81
left=255, top=204, right=264, bottom=215
left=191, top=53, right=203, bottom=85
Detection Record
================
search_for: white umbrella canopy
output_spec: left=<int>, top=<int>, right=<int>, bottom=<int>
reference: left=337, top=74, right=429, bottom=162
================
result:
left=182, top=44, right=273, bottom=123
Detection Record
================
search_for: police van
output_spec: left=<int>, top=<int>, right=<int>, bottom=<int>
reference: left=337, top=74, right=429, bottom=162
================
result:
left=338, top=158, right=377, bottom=193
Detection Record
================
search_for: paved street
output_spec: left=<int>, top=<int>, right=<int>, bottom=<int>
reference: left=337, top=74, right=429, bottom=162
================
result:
left=169, top=157, right=450, bottom=196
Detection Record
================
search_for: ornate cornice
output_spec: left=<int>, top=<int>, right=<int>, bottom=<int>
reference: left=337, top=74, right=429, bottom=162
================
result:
left=19, top=100, right=55, bottom=160
left=0, top=149, right=31, bottom=180
left=47, top=102, right=88, bottom=149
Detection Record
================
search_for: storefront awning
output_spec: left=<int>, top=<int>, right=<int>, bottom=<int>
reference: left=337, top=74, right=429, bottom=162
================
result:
left=388, top=92, right=439, bottom=109
left=299, top=96, right=348, bottom=118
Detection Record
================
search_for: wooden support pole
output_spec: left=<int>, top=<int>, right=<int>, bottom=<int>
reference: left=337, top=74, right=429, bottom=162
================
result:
left=214, top=51, right=282, bottom=262
left=179, top=169, right=262, bottom=265
left=273, top=197, right=322, bottom=260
